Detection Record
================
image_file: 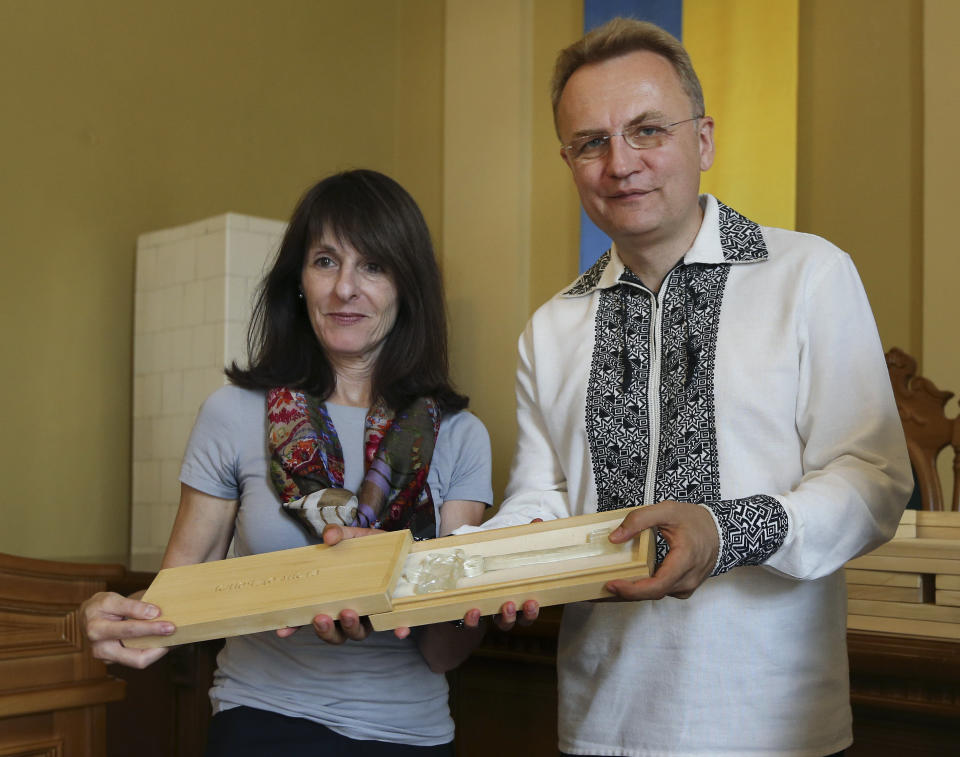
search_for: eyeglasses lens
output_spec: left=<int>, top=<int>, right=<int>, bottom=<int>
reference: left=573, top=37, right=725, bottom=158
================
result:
left=574, top=125, right=668, bottom=161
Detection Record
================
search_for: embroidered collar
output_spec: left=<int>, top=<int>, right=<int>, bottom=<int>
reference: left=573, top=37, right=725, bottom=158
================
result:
left=562, top=195, right=767, bottom=298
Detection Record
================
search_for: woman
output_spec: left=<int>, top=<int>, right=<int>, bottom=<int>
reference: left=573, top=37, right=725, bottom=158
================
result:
left=81, top=170, right=492, bottom=756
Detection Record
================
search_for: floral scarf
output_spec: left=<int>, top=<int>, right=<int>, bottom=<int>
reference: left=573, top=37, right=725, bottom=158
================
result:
left=267, top=387, right=441, bottom=541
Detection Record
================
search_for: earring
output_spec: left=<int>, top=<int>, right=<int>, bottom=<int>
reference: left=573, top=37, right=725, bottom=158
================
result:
left=297, top=290, right=304, bottom=300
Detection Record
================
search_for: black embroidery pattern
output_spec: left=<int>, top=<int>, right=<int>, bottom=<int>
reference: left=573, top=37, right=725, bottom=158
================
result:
left=716, top=202, right=768, bottom=262
left=564, top=250, right=611, bottom=297
left=583, top=203, right=787, bottom=575
left=712, top=495, right=789, bottom=573
left=587, top=281, right=652, bottom=513
left=654, top=264, right=727, bottom=507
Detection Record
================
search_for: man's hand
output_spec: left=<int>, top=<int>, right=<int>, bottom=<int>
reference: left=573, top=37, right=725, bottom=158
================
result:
left=605, top=500, right=719, bottom=600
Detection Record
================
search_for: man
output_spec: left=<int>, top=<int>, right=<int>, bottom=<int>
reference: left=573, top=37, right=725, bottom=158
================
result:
left=482, top=17, right=912, bottom=757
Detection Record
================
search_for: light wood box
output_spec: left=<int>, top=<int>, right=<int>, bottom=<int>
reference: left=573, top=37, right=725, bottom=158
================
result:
left=846, top=584, right=924, bottom=603
left=847, top=613, right=960, bottom=640
left=915, top=510, right=960, bottom=539
left=937, top=574, right=960, bottom=591
left=845, top=568, right=923, bottom=588
left=128, top=510, right=654, bottom=647
left=935, top=589, right=960, bottom=607
left=126, top=530, right=412, bottom=648
left=369, top=510, right=654, bottom=631
left=846, top=536, right=960, bottom=575
left=844, top=512, right=960, bottom=638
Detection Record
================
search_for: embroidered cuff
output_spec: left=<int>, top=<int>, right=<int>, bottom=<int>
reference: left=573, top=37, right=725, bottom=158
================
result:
left=708, top=495, right=789, bottom=576
left=654, top=528, right=668, bottom=565
left=650, top=496, right=787, bottom=575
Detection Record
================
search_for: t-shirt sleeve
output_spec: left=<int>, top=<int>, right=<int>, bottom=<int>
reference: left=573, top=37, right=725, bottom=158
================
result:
left=179, top=386, right=246, bottom=500
left=433, top=411, right=494, bottom=507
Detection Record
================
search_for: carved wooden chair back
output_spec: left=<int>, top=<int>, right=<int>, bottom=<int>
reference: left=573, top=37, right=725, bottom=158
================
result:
left=886, top=348, right=960, bottom=511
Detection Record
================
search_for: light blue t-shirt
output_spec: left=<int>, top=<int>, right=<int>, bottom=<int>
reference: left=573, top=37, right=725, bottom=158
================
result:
left=179, top=384, right=493, bottom=746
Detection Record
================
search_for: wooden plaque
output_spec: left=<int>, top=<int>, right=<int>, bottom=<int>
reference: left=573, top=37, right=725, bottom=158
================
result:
left=369, top=509, right=655, bottom=631
left=126, top=530, right=412, bottom=648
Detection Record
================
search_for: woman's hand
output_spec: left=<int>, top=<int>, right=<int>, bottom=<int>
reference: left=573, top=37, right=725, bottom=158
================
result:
left=276, top=522, right=384, bottom=643
left=472, top=517, right=543, bottom=632
left=80, top=591, right=174, bottom=669
left=415, top=609, right=486, bottom=673
left=491, top=599, right=541, bottom=631
left=306, top=609, right=374, bottom=643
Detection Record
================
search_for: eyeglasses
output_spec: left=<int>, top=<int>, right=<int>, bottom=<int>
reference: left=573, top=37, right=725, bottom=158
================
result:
left=561, top=116, right=704, bottom=163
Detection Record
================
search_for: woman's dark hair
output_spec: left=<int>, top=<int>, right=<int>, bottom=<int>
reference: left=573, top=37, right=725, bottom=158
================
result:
left=226, top=169, right=468, bottom=413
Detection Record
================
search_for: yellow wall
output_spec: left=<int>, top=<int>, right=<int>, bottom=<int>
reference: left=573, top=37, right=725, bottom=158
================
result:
left=443, top=0, right=581, bottom=504
left=443, top=0, right=532, bottom=506
left=530, top=1, right=583, bottom=309
left=923, top=0, right=960, bottom=485
left=685, top=0, right=798, bottom=230
left=0, top=0, right=445, bottom=562
left=796, top=0, right=923, bottom=356
left=4, top=1, right=954, bottom=563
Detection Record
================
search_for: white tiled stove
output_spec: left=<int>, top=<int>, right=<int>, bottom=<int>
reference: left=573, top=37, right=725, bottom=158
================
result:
left=131, top=213, right=285, bottom=571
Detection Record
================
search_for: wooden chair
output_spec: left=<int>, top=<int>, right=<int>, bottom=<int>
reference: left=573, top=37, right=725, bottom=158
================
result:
left=886, top=347, right=960, bottom=511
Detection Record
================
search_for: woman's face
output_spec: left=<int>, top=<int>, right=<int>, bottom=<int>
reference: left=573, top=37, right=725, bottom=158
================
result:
left=300, top=230, right=399, bottom=367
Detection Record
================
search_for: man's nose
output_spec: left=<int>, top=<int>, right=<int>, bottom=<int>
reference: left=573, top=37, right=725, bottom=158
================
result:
left=605, top=134, right=642, bottom=176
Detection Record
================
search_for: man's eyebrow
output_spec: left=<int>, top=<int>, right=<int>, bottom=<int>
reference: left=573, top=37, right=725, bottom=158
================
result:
left=569, top=110, right=669, bottom=139
left=626, top=110, right=668, bottom=127
left=569, top=126, right=608, bottom=139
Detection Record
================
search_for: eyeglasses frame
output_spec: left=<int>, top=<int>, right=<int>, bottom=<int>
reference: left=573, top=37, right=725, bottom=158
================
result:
left=561, top=115, right=705, bottom=162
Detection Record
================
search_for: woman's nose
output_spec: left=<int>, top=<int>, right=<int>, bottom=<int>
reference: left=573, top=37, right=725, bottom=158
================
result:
left=334, top=265, right=358, bottom=300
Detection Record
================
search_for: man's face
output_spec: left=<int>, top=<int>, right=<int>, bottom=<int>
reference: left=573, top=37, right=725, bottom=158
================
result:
left=556, top=50, right=714, bottom=253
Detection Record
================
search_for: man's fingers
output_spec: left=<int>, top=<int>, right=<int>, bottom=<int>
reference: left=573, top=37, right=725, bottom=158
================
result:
left=609, top=507, right=658, bottom=543
left=605, top=555, right=700, bottom=600
left=605, top=576, right=661, bottom=601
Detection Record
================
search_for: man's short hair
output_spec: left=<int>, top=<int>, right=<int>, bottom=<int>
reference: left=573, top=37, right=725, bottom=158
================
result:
left=550, top=17, right=705, bottom=134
